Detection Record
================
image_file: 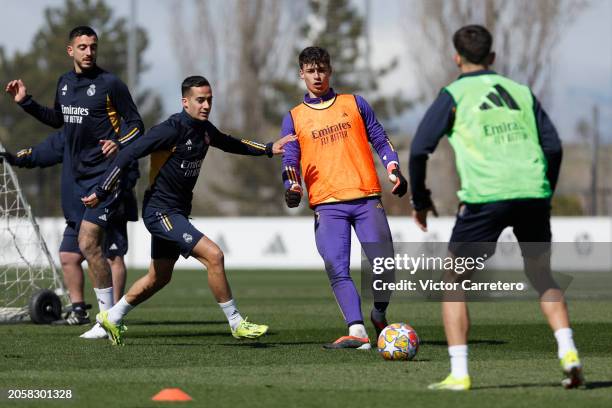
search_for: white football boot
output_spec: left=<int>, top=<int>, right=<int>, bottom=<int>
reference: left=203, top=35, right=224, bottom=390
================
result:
left=79, top=322, right=109, bottom=339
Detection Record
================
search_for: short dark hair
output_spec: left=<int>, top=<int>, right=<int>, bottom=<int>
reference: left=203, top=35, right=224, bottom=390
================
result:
left=69, top=26, right=98, bottom=41
left=452, top=25, right=492, bottom=64
left=181, top=76, right=211, bottom=96
left=298, top=46, right=331, bottom=69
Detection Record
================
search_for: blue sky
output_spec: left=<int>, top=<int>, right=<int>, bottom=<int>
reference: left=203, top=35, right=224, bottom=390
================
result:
left=1, top=0, right=610, bottom=142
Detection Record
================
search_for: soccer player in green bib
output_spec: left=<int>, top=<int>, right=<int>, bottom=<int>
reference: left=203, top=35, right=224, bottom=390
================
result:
left=409, top=25, right=583, bottom=390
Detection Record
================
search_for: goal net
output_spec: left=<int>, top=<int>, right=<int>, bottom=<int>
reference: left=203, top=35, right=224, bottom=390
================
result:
left=0, top=144, right=68, bottom=322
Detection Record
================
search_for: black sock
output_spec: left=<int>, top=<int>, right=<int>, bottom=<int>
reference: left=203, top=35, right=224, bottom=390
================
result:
left=373, top=302, right=388, bottom=314
left=72, top=302, right=86, bottom=315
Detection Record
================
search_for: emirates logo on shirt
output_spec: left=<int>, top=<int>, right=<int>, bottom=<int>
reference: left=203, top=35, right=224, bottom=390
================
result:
left=311, top=122, right=351, bottom=139
left=311, top=121, right=352, bottom=146
left=61, top=104, right=89, bottom=124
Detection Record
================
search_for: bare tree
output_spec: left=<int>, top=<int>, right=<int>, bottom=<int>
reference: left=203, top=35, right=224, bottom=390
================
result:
left=170, top=0, right=302, bottom=133
left=402, top=0, right=587, bottom=104
left=400, top=0, right=587, bottom=214
left=169, top=0, right=303, bottom=215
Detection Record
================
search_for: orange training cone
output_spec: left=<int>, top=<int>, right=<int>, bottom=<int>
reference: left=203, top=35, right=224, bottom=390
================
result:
left=151, top=388, right=193, bottom=402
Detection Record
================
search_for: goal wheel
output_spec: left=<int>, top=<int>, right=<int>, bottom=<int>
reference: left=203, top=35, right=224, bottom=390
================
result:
left=28, top=289, right=62, bottom=324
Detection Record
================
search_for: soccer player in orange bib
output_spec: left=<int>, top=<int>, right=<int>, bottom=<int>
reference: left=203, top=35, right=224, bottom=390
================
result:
left=281, top=47, right=408, bottom=349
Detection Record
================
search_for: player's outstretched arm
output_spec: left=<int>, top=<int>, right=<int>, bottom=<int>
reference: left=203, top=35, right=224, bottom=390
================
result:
left=0, top=131, right=65, bottom=169
left=0, top=151, right=16, bottom=165
left=6, top=78, right=64, bottom=128
left=210, top=122, right=296, bottom=157
left=271, top=134, right=297, bottom=155
left=0, top=148, right=40, bottom=168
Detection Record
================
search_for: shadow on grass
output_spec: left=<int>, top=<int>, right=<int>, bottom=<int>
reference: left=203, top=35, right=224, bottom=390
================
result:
left=218, top=340, right=327, bottom=348
left=473, top=381, right=612, bottom=390
left=125, top=339, right=324, bottom=349
left=219, top=342, right=271, bottom=348
left=472, top=382, right=560, bottom=390
left=422, top=339, right=507, bottom=346
left=128, top=331, right=231, bottom=338
left=126, top=320, right=227, bottom=326
left=586, top=381, right=612, bottom=390
left=132, top=343, right=208, bottom=347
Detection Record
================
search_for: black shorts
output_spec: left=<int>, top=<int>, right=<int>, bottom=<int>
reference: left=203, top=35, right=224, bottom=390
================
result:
left=143, top=206, right=204, bottom=260
left=449, top=198, right=551, bottom=258
left=82, top=188, right=123, bottom=228
left=59, top=219, right=129, bottom=258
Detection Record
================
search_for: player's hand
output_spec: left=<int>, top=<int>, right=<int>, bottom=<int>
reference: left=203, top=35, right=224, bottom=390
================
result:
left=5, top=79, right=27, bottom=103
left=272, top=134, right=297, bottom=155
left=99, top=139, right=119, bottom=158
left=412, top=204, right=438, bottom=232
left=285, top=183, right=302, bottom=208
left=387, top=163, right=408, bottom=197
left=0, top=151, right=16, bottom=165
left=81, top=192, right=100, bottom=208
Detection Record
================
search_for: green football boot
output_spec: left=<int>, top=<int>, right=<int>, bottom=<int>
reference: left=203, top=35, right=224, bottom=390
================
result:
left=428, top=374, right=471, bottom=391
left=96, top=311, right=127, bottom=346
left=231, top=318, right=268, bottom=339
left=560, top=350, right=585, bottom=389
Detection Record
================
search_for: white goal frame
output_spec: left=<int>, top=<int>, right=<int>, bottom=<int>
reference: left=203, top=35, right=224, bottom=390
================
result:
left=0, top=144, right=68, bottom=322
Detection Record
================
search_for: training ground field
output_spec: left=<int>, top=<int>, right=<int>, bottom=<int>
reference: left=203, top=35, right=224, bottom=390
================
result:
left=1, top=269, right=611, bottom=407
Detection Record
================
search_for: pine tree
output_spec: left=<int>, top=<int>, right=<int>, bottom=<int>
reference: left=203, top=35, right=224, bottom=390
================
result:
left=0, top=0, right=162, bottom=216
left=301, top=0, right=411, bottom=121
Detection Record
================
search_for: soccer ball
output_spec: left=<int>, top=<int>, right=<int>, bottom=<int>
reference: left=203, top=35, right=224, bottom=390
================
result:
left=377, top=323, right=419, bottom=361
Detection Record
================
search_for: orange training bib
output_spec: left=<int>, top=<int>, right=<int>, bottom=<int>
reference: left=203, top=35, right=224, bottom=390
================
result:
left=290, top=94, right=381, bottom=207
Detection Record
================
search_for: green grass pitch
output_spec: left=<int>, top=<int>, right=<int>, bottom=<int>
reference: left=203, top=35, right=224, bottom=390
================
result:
left=1, top=269, right=611, bottom=407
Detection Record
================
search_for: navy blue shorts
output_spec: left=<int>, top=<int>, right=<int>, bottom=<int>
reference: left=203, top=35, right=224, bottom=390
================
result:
left=59, top=219, right=129, bottom=258
left=449, top=198, right=551, bottom=258
left=143, top=207, right=203, bottom=260
left=82, top=188, right=122, bottom=228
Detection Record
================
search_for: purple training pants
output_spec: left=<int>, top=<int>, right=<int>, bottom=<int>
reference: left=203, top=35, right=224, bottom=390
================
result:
left=314, top=196, right=393, bottom=326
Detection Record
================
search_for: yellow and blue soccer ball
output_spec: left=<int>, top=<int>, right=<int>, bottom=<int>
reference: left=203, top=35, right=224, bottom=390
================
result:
left=377, top=323, right=419, bottom=361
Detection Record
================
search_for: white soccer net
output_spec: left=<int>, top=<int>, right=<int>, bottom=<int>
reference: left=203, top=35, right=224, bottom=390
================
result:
left=0, top=145, right=67, bottom=322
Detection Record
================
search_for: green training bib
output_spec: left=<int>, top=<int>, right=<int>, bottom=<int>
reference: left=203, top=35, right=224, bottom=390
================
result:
left=444, top=74, right=552, bottom=203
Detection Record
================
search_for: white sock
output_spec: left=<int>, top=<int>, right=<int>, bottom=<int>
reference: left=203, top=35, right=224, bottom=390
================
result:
left=554, top=327, right=577, bottom=359
left=219, top=299, right=243, bottom=330
left=94, top=287, right=114, bottom=312
left=449, top=345, right=469, bottom=378
left=349, top=323, right=368, bottom=338
left=107, top=296, right=134, bottom=325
